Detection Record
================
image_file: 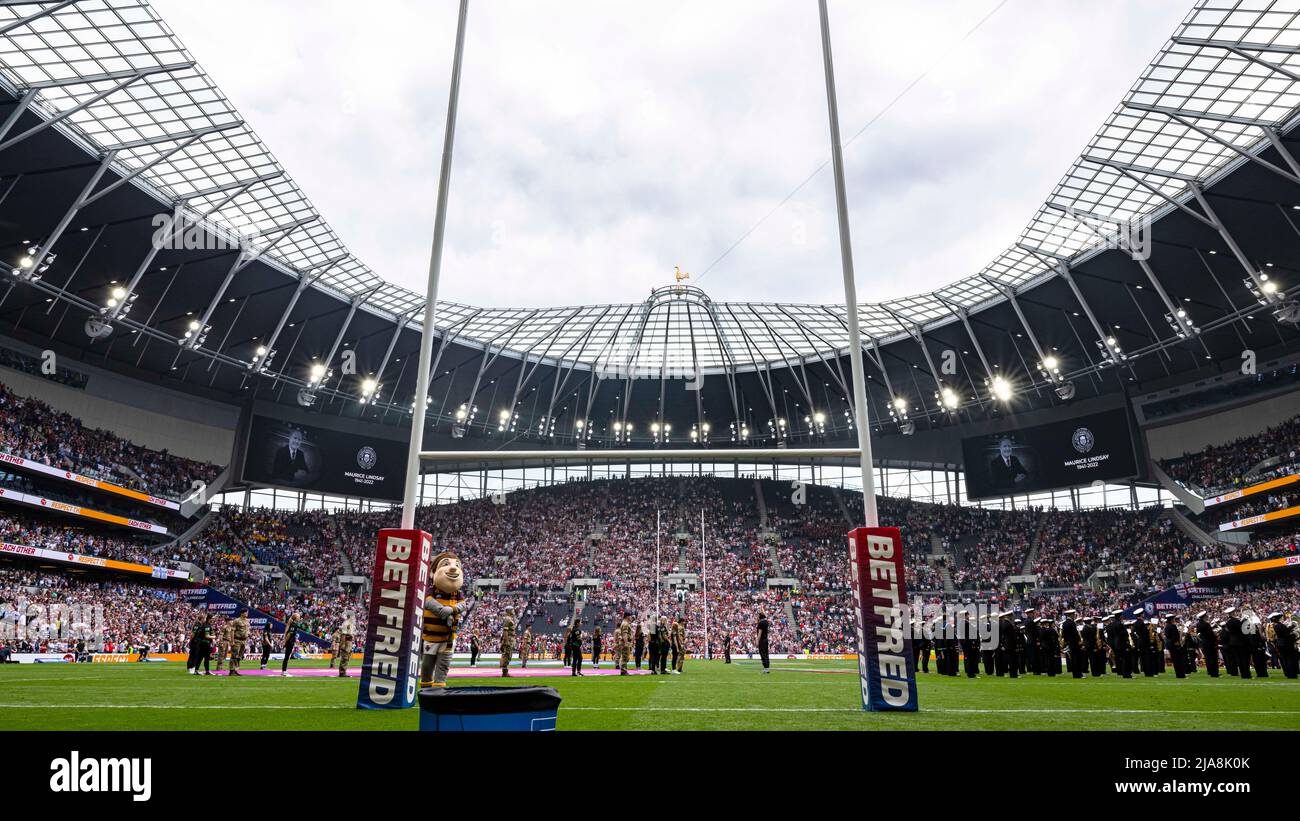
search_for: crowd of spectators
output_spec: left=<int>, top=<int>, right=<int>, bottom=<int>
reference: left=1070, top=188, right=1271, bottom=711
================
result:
left=1031, top=509, right=1187, bottom=593
left=1199, top=530, right=1300, bottom=568
left=13, top=468, right=1297, bottom=656
left=0, top=513, right=156, bottom=565
left=1160, top=412, right=1300, bottom=495
left=1206, top=490, right=1299, bottom=529
left=0, top=381, right=220, bottom=499
left=0, top=565, right=201, bottom=653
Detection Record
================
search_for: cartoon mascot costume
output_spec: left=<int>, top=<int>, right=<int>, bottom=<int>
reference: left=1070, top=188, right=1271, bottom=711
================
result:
left=419, top=551, right=475, bottom=688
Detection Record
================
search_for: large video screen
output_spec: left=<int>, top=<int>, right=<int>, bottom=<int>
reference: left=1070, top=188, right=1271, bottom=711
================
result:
left=242, top=415, right=407, bottom=501
left=961, top=407, right=1138, bottom=500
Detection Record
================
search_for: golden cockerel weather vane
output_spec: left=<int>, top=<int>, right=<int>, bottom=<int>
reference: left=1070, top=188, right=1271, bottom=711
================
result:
left=674, top=265, right=690, bottom=283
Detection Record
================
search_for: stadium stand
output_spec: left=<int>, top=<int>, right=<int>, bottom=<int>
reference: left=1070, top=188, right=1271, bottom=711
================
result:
left=0, top=565, right=202, bottom=655
left=1160, top=412, right=1300, bottom=496
left=0, top=381, right=220, bottom=500
left=4, top=458, right=1300, bottom=659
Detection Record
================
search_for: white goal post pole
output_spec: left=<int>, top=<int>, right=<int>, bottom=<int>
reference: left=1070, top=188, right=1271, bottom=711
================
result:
left=818, top=0, right=879, bottom=528
left=400, top=0, right=469, bottom=530
left=701, top=507, right=708, bottom=660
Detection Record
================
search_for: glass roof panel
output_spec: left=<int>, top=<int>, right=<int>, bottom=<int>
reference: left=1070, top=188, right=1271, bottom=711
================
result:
left=0, top=0, right=1297, bottom=372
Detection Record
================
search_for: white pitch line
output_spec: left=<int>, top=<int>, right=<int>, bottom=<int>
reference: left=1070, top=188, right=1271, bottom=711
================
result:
left=0, top=703, right=355, bottom=709
left=0, top=677, right=119, bottom=684
left=0, top=703, right=1296, bottom=716
left=563, top=706, right=1300, bottom=714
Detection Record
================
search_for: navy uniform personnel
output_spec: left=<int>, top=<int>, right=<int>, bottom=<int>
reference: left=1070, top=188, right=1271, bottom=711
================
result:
left=915, top=619, right=932, bottom=673
left=1163, top=615, right=1187, bottom=679
left=1270, top=613, right=1298, bottom=679
left=519, top=627, right=532, bottom=668
left=1223, top=608, right=1250, bottom=678
left=958, top=613, right=980, bottom=678
left=1084, top=617, right=1106, bottom=677
left=1105, top=613, right=1132, bottom=678
left=946, top=618, right=967, bottom=675
left=928, top=619, right=944, bottom=674
left=1266, top=617, right=1280, bottom=672
left=1060, top=610, right=1083, bottom=678
left=995, top=612, right=1019, bottom=678
left=1196, top=611, right=1220, bottom=677
left=335, top=612, right=356, bottom=677
left=1125, top=619, right=1140, bottom=674
left=1038, top=618, right=1060, bottom=676
left=1159, top=620, right=1170, bottom=675
left=1247, top=613, right=1269, bottom=678
left=980, top=615, right=996, bottom=675
left=614, top=613, right=633, bottom=675
left=1022, top=608, right=1041, bottom=675
left=1218, top=616, right=1237, bottom=677
left=1132, top=614, right=1153, bottom=676
left=499, top=608, right=517, bottom=678
left=227, top=610, right=250, bottom=675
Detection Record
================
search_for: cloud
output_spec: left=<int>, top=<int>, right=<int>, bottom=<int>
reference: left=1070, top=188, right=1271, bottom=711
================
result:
left=151, top=0, right=1191, bottom=309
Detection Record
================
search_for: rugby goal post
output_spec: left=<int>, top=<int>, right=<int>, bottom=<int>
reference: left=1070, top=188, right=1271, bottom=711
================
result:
left=358, top=0, right=916, bottom=714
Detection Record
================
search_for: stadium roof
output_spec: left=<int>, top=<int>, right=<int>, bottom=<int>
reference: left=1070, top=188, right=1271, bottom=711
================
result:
left=1, top=0, right=1300, bottom=446
left=2, top=0, right=1300, bottom=373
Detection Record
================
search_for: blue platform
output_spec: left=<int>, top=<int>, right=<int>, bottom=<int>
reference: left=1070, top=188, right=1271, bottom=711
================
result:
left=417, top=685, right=561, bottom=732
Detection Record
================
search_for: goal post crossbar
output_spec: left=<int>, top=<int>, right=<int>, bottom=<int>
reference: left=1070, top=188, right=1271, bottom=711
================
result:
left=418, top=447, right=862, bottom=463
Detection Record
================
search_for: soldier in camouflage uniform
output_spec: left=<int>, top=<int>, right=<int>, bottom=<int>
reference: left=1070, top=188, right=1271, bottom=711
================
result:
left=327, top=629, right=341, bottom=669
left=335, top=612, right=356, bottom=677
left=519, top=626, right=532, bottom=668
left=213, top=617, right=232, bottom=673
left=227, top=610, right=250, bottom=675
left=671, top=615, right=686, bottom=674
left=500, top=608, right=517, bottom=677
left=614, top=612, right=633, bottom=675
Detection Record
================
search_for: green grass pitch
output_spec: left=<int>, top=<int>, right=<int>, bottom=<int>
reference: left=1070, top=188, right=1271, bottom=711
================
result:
left=3, top=660, right=1299, bottom=731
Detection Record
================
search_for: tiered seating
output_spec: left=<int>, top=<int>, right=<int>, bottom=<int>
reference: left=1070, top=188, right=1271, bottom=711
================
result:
left=0, top=381, right=220, bottom=499
left=0, top=564, right=202, bottom=654
left=1160, top=412, right=1300, bottom=495
left=3, top=470, right=1256, bottom=655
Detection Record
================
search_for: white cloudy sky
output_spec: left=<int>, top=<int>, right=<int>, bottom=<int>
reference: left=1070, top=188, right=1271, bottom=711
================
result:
left=151, top=0, right=1191, bottom=309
